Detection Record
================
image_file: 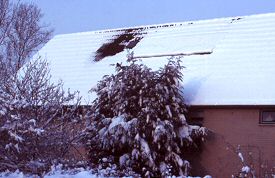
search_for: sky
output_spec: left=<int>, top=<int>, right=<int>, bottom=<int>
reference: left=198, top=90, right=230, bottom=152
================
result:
left=21, top=0, right=275, bottom=35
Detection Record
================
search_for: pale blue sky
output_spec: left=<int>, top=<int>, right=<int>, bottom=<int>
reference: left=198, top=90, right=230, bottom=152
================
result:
left=22, top=0, right=275, bottom=35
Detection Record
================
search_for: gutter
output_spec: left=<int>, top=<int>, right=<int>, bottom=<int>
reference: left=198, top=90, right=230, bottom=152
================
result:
left=132, top=50, right=213, bottom=59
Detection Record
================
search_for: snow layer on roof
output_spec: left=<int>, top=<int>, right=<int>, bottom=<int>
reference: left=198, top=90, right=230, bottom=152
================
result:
left=33, top=13, right=275, bottom=106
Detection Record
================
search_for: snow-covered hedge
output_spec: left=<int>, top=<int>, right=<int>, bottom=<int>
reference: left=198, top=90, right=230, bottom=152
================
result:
left=0, top=59, right=84, bottom=175
left=85, top=57, right=207, bottom=177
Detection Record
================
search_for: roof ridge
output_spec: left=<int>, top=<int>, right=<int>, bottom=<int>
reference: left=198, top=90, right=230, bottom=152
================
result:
left=54, top=12, right=275, bottom=38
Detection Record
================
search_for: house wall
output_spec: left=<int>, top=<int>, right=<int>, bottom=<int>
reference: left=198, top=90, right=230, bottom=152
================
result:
left=189, top=108, right=275, bottom=177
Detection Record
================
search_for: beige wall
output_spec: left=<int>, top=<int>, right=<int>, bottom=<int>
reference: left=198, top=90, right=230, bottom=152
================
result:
left=189, top=108, right=275, bottom=177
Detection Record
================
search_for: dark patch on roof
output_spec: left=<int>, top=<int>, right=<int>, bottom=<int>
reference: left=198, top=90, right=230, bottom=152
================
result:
left=94, top=28, right=145, bottom=61
left=230, top=17, right=243, bottom=23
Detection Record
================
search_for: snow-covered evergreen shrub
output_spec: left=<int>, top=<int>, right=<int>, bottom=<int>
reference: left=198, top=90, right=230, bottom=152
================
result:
left=0, top=59, right=84, bottom=174
left=86, top=57, right=207, bottom=177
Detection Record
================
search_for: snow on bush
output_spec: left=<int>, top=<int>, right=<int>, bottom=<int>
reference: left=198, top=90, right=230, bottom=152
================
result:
left=231, top=145, right=257, bottom=178
left=0, top=59, right=84, bottom=175
left=85, top=57, right=207, bottom=177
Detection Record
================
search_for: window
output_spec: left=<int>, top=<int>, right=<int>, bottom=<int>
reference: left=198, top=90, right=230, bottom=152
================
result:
left=260, top=110, right=275, bottom=124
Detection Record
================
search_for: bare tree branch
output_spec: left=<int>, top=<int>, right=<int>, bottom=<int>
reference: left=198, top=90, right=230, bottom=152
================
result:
left=0, top=59, right=84, bottom=174
left=0, top=0, right=52, bottom=75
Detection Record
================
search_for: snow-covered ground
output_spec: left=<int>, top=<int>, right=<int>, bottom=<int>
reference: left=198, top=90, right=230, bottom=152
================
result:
left=0, top=167, right=115, bottom=178
left=0, top=169, right=94, bottom=178
left=0, top=164, right=140, bottom=178
left=0, top=172, right=212, bottom=178
left=0, top=168, right=212, bottom=178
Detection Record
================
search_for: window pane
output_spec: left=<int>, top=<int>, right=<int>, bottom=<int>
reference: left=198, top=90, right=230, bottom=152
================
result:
left=261, top=111, right=275, bottom=123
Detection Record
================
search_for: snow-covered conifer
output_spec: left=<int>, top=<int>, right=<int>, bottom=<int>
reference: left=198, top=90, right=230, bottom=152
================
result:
left=86, top=56, right=207, bottom=176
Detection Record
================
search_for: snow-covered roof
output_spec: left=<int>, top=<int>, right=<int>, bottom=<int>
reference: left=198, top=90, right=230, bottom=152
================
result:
left=33, top=13, right=275, bottom=106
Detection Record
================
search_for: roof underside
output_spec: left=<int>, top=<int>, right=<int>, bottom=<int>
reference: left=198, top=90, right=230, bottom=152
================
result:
left=33, top=13, right=275, bottom=106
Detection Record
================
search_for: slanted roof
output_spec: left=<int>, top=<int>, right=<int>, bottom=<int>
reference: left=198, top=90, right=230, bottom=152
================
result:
left=33, top=13, right=275, bottom=106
